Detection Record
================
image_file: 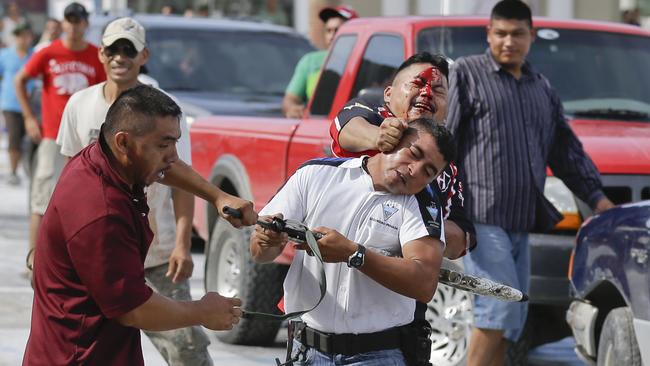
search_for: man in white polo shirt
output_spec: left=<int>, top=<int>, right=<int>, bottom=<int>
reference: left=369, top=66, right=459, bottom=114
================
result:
left=250, top=119, right=454, bottom=365
left=56, top=17, right=212, bottom=365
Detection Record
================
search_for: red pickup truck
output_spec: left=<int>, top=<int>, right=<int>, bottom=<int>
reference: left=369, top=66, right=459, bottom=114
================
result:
left=190, top=16, right=650, bottom=365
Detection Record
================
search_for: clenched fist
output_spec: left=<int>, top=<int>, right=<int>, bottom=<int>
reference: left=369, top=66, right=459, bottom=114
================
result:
left=376, top=117, right=408, bottom=152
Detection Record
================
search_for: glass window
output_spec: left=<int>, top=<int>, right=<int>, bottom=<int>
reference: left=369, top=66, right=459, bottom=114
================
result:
left=418, top=26, right=650, bottom=121
left=310, top=35, right=357, bottom=116
left=350, top=34, right=405, bottom=99
left=145, top=29, right=313, bottom=96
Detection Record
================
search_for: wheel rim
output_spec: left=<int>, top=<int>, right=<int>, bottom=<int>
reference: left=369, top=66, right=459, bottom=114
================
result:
left=427, top=284, right=474, bottom=366
left=215, top=234, right=241, bottom=298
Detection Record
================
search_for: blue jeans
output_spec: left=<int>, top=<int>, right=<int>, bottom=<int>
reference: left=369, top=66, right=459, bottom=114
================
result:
left=290, top=340, right=406, bottom=365
left=463, top=223, right=530, bottom=341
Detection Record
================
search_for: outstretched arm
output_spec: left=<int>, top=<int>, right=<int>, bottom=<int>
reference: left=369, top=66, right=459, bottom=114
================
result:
left=117, top=292, right=242, bottom=331
left=161, top=160, right=257, bottom=227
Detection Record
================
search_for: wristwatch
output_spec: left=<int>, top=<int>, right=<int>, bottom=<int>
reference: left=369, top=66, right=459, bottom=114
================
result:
left=347, top=244, right=366, bottom=269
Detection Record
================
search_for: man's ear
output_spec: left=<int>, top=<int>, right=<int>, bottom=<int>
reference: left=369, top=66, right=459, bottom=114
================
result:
left=98, top=47, right=107, bottom=63
left=383, top=85, right=392, bottom=106
left=113, top=131, right=130, bottom=156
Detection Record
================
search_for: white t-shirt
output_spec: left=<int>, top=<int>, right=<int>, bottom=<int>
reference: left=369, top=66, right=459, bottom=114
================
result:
left=260, top=157, right=445, bottom=334
left=56, top=82, right=192, bottom=269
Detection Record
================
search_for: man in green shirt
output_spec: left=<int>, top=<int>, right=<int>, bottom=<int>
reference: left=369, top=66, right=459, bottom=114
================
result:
left=282, top=5, right=358, bottom=118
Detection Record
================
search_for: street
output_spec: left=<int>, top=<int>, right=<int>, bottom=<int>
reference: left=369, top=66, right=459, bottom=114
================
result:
left=0, top=143, right=285, bottom=366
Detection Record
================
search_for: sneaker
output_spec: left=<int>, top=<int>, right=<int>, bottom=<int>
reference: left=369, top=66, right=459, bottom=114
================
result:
left=7, top=174, right=20, bottom=186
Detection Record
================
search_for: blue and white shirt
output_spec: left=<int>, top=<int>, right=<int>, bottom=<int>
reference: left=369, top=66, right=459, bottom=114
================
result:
left=260, top=157, right=444, bottom=334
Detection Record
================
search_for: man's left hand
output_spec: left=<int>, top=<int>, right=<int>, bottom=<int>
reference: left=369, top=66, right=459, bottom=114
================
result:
left=166, top=246, right=194, bottom=283
left=594, top=197, right=615, bottom=214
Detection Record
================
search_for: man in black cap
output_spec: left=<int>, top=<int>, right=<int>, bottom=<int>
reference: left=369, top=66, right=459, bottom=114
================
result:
left=282, top=5, right=358, bottom=118
left=15, top=1, right=105, bottom=281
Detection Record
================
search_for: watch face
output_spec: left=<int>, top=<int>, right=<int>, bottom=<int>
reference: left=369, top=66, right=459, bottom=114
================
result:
left=350, top=256, right=363, bottom=268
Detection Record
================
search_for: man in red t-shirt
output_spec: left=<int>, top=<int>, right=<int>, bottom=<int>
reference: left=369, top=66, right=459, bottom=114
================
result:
left=14, top=2, right=106, bottom=275
left=23, top=85, right=257, bottom=365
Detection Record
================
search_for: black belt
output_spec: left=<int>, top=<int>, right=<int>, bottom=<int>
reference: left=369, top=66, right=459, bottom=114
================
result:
left=294, top=322, right=402, bottom=356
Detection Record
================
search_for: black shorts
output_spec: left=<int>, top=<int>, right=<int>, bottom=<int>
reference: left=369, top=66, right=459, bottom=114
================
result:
left=3, top=111, right=25, bottom=151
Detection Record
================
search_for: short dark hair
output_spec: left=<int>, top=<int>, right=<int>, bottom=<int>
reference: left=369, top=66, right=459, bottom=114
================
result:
left=491, top=0, right=533, bottom=28
left=103, top=85, right=182, bottom=139
left=405, top=118, right=456, bottom=164
left=396, top=52, right=449, bottom=81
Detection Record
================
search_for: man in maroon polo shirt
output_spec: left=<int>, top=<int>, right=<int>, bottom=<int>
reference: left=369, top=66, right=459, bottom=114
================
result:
left=23, top=85, right=257, bottom=365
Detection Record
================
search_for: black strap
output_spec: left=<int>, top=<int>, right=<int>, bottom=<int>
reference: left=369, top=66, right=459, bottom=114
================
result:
left=414, top=301, right=427, bottom=321
left=243, top=229, right=327, bottom=321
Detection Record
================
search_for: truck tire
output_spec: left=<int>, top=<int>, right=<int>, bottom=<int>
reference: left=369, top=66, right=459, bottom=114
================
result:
left=597, top=307, right=642, bottom=366
left=204, top=218, right=287, bottom=345
left=427, top=259, right=473, bottom=366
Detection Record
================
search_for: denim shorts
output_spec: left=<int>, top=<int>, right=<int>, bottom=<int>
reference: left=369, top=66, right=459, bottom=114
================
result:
left=290, top=340, right=406, bottom=366
left=463, top=223, right=530, bottom=341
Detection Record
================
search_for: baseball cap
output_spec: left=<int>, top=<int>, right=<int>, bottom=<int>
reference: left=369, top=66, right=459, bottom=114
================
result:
left=318, top=5, right=359, bottom=23
left=102, top=17, right=146, bottom=52
left=12, top=22, right=32, bottom=36
left=64, top=2, right=89, bottom=21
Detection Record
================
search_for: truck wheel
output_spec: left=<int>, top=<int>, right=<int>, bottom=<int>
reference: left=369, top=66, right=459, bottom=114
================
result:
left=204, top=218, right=287, bottom=345
left=597, top=307, right=641, bottom=366
left=427, top=259, right=473, bottom=366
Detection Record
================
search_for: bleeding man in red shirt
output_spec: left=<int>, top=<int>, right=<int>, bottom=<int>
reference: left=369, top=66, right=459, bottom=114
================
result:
left=23, top=85, right=257, bottom=365
left=14, top=2, right=106, bottom=279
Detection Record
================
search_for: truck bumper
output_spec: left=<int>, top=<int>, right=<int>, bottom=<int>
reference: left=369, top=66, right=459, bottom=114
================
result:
left=529, top=233, right=574, bottom=306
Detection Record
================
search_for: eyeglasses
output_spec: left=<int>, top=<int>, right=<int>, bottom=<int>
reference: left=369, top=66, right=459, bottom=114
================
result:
left=103, top=44, right=139, bottom=59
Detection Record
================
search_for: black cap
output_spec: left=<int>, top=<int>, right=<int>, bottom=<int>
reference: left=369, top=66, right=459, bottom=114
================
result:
left=64, top=2, right=89, bottom=20
left=12, top=22, right=32, bottom=36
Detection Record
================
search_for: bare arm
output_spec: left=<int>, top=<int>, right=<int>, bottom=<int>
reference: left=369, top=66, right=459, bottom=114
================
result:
left=166, top=188, right=195, bottom=283
left=116, top=292, right=242, bottom=331
left=14, top=69, right=40, bottom=143
left=161, top=160, right=257, bottom=227
left=310, top=228, right=443, bottom=303
left=282, top=93, right=305, bottom=119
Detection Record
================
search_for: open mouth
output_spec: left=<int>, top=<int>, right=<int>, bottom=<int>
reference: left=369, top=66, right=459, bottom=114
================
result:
left=412, top=101, right=434, bottom=113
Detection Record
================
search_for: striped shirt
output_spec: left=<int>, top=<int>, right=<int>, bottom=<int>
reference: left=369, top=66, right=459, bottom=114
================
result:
left=447, top=49, right=604, bottom=232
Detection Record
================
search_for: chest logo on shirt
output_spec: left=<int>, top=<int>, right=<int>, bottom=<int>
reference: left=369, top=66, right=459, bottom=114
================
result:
left=382, top=202, right=399, bottom=221
left=48, top=60, right=95, bottom=95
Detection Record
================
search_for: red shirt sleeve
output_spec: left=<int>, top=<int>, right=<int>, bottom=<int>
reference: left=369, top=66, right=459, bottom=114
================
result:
left=67, top=215, right=153, bottom=319
left=23, top=47, right=48, bottom=78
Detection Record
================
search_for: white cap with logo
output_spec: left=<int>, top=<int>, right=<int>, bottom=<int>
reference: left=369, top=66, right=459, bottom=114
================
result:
left=102, top=17, right=146, bottom=52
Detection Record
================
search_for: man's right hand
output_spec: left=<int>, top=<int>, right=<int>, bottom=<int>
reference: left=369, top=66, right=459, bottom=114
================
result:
left=24, top=116, right=42, bottom=143
left=197, top=293, right=243, bottom=330
left=376, top=117, right=408, bottom=152
left=218, top=194, right=258, bottom=228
